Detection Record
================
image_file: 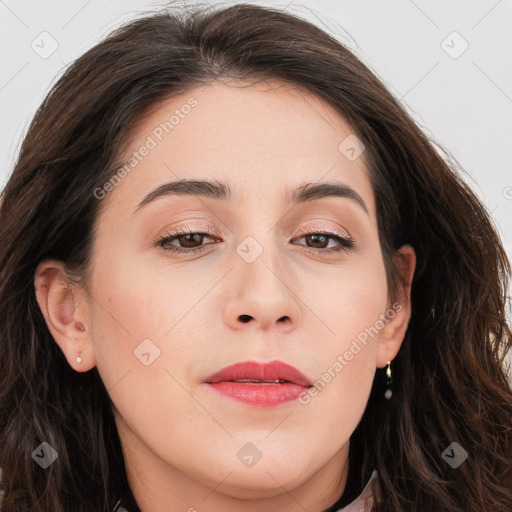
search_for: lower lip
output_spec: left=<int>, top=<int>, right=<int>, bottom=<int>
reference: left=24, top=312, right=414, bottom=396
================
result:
left=205, top=381, right=310, bottom=408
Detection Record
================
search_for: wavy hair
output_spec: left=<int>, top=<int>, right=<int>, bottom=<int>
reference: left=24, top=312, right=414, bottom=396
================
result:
left=1, top=3, right=511, bottom=511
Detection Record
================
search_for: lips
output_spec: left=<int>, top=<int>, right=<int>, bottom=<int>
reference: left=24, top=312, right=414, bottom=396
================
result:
left=204, top=360, right=312, bottom=387
left=203, top=360, right=313, bottom=408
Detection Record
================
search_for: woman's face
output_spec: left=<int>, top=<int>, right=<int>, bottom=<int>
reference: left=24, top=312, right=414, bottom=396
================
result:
left=38, top=79, right=414, bottom=511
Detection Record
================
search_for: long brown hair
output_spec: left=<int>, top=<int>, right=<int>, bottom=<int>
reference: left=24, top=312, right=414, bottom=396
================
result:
left=1, top=3, right=511, bottom=511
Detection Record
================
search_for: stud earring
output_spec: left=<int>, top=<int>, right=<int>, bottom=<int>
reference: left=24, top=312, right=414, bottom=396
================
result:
left=384, top=360, right=393, bottom=399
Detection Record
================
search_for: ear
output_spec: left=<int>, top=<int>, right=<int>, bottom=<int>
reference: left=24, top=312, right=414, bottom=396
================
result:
left=34, top=259, right=96, bottom=372
left=376, top=244, right=416, bottom=368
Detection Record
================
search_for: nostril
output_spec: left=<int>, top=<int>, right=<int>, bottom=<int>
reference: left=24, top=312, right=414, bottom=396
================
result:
left=239, top=314, right=252, bottom=323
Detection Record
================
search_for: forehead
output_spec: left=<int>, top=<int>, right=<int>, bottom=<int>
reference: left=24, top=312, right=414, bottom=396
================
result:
left=102, top=79, right=375, bottom=218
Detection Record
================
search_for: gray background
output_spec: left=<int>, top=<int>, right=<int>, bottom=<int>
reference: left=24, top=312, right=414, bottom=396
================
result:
left=1, top=0, right=511, bottom=260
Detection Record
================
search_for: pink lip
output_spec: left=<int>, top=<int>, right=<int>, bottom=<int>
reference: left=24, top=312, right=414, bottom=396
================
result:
left=203, top=360, right=312, bottom=408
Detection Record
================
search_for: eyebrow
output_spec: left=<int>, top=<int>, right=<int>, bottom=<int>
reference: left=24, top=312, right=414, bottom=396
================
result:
left=134, top=179, right=368, bottom=214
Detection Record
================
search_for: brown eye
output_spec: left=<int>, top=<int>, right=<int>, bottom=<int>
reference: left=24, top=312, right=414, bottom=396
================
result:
left=174, top=233, right=207, bottom=248
left=304, top=233, right=330, bottom=249
left=155, top=228, right=218, bottom=254
left=293, top=231, right=355, bottom=254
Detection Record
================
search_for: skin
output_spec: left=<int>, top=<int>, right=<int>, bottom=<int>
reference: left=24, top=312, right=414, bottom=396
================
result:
left=34, top=79, right=415, bottom=512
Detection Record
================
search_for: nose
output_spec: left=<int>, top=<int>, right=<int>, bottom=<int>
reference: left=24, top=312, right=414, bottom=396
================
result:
left=222, top=245, right=301, bottom=334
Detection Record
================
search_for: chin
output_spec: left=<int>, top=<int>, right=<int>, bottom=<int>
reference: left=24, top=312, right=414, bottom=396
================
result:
left=206, top=458, right=307, bottom=498
left=216, top=472, right=300, bottom=500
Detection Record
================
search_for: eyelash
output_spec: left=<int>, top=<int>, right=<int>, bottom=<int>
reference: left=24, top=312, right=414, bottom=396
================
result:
left=154, top=226, right=356, bottom=255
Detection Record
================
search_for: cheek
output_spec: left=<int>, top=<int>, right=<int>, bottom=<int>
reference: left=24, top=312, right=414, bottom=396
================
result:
left=297, top=254, right=388, bottom=422
left=87, top=257, right=201, bottom=440
left=87, top=250, right=212, bottom=395
left=89, top=249, right=185, bottom=342
left=310, top=251, right=389, bottom=351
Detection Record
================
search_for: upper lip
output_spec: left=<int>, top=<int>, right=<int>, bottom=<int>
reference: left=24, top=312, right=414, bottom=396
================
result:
left=204, top=360, right=313, bottom=387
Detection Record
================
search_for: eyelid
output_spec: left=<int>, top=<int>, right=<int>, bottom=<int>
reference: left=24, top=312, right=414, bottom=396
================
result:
left=157, top=223, right=221, bottom=238
left=157, top=223, right=351, bottom=242
left=294, top=224, right=351, bottom=239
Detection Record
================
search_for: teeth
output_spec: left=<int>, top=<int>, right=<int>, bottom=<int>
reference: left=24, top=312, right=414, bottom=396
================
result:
left=231, top=379, right=286, bottom=384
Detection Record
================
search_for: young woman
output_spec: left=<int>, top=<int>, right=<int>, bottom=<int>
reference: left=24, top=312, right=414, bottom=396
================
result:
left=0, top=3, right=511, bottom=512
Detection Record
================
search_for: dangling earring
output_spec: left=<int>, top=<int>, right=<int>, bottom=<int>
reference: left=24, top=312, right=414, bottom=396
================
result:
left=384, top=360, right=393, bottom=399
left=76, top=352, right=82, bottom=364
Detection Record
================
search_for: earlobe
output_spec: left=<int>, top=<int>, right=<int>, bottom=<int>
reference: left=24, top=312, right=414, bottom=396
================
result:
left=376, top=245, right=416, bottom=368
left=34, top=259, right=95, bottom=372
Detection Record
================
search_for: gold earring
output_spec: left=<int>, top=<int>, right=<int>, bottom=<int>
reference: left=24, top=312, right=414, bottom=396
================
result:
left=384, top=360, right=393, bottom=399
left=76, top=323, right=85, bottom=364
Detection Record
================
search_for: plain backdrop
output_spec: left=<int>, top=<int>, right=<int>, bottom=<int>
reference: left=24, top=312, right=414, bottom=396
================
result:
left=1, top=0, right=511, bottom=260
